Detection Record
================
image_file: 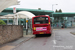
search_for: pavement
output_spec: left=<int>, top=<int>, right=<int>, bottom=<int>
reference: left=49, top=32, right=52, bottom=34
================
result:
left=0, top=29, right=35, bottom=50
left=0, top=28, right=75, bottom=50
left=11, top=28, right=75, bottom=50
left=70, top=32, right=75, bottom=35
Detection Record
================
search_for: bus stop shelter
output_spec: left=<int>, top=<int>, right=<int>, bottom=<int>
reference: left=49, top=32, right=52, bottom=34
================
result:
left=0, top=11, right=35, bottom=30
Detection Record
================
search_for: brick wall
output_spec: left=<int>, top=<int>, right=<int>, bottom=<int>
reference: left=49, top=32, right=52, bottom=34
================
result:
left=0, top=25, right=23, bottom=45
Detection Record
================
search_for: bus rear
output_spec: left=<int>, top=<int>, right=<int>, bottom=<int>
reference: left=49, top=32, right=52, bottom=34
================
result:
left=32, top=15, right=52, bottom=35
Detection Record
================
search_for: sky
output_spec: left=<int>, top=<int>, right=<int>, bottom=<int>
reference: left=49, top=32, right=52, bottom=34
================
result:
left=9, top=0, right=75, bottom=12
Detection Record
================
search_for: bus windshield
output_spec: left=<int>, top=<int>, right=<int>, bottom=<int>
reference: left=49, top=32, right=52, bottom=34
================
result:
left=34, top=17, right=48, bottom=24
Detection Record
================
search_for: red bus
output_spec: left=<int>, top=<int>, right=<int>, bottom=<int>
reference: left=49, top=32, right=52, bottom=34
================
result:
left=32, top=15, right=52, bottom=36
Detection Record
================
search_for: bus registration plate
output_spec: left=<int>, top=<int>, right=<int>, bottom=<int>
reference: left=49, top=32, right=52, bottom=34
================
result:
left=40, top=32, right=44, bottom=34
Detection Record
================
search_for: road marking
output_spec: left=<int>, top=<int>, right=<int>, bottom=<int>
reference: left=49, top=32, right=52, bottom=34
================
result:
left=53, top=40, right=56, bottom=44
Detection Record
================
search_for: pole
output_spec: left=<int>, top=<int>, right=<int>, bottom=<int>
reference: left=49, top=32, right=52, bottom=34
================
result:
left=26, top=18, right=28, bottom=35
left=16, top=14, right=18, bottom=25
left=13, top=14, right=15, bottom=25
left=13, top=7, right=16, bottom=25
left=52, top=4, right=53, bottom=28
left=52, top=4, right=58, bottom=28
left=7, top=18, right=9, bottom=25
left=30, top=19, right=32, bottom=33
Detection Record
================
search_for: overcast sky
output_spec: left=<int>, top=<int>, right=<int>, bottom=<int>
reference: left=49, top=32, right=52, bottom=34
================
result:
left=9, top=0, right=75, bottom=12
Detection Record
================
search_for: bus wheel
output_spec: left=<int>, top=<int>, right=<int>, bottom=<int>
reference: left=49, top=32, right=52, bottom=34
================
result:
left=35, top=34, right=38, bottom=37
left=49, top=34, right=51, bottom=36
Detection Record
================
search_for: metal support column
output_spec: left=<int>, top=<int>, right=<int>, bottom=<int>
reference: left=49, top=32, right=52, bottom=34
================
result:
left=26, top=18, right=28, bottom=35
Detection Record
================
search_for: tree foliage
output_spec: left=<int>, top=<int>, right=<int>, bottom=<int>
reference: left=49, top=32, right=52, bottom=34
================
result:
left=55, top=9, right=58, bottom=12
left=59, top=9, right=62, bottom=12
left=38, top=8, right=41, bottom=10
left=55, top=9, right=62, bottom=12
left=0, top=20, right=6, bottom=25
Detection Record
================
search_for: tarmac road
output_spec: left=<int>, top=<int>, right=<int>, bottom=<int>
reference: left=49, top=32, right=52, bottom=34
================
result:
left=12, top=28, right=75, bottom=50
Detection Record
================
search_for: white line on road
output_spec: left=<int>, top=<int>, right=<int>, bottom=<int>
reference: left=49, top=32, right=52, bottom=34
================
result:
left=53, top=40, right=56, bottom=44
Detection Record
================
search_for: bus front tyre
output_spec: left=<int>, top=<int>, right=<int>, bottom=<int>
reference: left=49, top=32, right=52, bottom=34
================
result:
left=49, top=34, right=51, bottom=36
left=35, top=34, right=38, bottom=37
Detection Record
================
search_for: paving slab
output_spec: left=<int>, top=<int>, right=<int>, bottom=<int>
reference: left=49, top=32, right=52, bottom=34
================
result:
left=0, top=45, right=15, bottom=50
left=0, top=35, right=34, bottom=50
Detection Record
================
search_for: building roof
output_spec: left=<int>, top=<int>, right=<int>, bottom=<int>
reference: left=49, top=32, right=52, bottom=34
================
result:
left=1, top=8, right=54, bottom=16
left=4, top=8, right=54, bottom=13
left=1, top=8, right=75, bottom=17
left=50, top=12, right=75, bottom=17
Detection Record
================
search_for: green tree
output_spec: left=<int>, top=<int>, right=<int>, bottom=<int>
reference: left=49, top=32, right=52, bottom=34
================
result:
left=0, top=20, right=6, bottom=25
left=59, top=9, right=62, bottom=12
left=55, top=9, right=58, bottom=12
left=38, top=8, right=41, bottom=10
left=55, top=9, right=62, bottom=12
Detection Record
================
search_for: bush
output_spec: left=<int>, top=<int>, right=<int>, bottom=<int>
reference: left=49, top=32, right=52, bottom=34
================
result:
left=0, top=20, right=6, bottom=25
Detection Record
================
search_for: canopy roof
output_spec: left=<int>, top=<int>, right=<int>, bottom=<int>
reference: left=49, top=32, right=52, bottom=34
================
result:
left=5, top=8, right=53, bottom=13
left=16, top=11, right=35, bottom=19
left=2, top=8, right=54, bottom=15
left=0, top=12, right=13, bottom=15
left=0, top=11, right=35, bottom=19
left=0, top=0, right=18, bottom=13
left=50, top=12, right=75, bottom=17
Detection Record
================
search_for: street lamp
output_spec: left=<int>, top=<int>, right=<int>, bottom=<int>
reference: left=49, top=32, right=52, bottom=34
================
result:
left=52, top=4, right=58, bottom=28
left=52, top=4, right=58, bottom=11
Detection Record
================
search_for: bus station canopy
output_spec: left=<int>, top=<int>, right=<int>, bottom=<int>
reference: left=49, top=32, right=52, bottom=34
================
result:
left=50, top=13, right=75, bottom=17
left=0, top=0, right=18, bottom=13
left=16, top=11, right=35, bottom=19
left=0, top=11, right=35, bottom=19
left=0, top=14, right=14, bottom=19
left=2, top=8, right=54, bottom=15
left=1, top=8, right=75, bottom=17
